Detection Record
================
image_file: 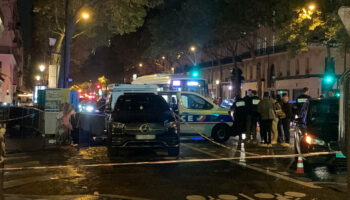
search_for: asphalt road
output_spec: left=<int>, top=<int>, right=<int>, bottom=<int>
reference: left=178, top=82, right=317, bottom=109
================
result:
left=0, top=135, right=347, bottom=200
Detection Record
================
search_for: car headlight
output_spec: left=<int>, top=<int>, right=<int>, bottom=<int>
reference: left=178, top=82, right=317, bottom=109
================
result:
left=165, top=121, right=178, bottom=134
left=111, top=122, right=125, bottom=134
left=305, top=134, right=326, bottom=146
left=86, top=105, right=94, bottom=112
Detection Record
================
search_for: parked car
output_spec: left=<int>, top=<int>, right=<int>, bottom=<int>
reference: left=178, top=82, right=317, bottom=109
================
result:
left=294, top=98, right=341, bottom=164
left=107, top=93, right=180, bottom=157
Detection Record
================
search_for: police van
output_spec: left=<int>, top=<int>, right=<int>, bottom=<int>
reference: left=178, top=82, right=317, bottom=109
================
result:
left=160, top=91, right=233, bottom=142
left=105, top=84, right=234, bottom=143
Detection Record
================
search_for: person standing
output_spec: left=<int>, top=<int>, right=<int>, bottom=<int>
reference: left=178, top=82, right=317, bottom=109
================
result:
left=271, top=94, right=281, bottom=145
left=257, top=92, right=276, bottom=147
left=244, top=90, right=253, bottom=142
left=295, top=87, right=311, bottom=115
left=280, top=94, right=293, bottom=147
left=231, top=95, right=247, bottom=140
left=246, top=90, right=260, bottom=143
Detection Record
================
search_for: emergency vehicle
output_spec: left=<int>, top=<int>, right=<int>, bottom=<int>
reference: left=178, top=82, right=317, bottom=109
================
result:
left=160, top=91, right=233, bottom=142
left=132, top=74, right=209, bottom=97
left=106, top=84, right=234, bottom=143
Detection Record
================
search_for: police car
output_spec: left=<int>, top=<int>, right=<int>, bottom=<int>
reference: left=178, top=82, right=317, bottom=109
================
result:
left=160, top=91, right=233, bottom=142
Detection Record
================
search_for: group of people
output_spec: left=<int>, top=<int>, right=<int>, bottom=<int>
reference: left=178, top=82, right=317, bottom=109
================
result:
left=230, top=87, right=311, bottom=147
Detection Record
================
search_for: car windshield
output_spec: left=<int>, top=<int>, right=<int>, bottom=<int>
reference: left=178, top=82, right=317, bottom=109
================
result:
left=309, top=101, right=339, bottom=123
left=113, top=94, right=173, bottom=123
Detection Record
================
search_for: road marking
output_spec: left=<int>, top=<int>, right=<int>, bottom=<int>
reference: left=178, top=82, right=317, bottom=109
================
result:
left=239, top=193, right=255, bottom=200
left=5, top=161, right=40, bottom=168
left=183, top=143, right=322, bottom=189
left=3, top=174, right=56, bottom=189
left=3, top=194, right=151, bottom=200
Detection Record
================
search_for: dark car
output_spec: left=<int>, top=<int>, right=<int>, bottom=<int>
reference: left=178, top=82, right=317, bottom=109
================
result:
left=107, top=93, right=180, bottom=157
left=294, top=98, right=340, bottom=164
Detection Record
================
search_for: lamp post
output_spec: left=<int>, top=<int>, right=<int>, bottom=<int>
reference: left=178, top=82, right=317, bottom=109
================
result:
left=59, top=0, right=91, bottom=88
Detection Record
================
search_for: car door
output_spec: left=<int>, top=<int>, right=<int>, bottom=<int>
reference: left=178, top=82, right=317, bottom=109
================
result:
left=178, top=93, right=217, bottom=136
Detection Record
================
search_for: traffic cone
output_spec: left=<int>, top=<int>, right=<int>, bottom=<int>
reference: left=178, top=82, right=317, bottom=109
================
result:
left=296, top=156, right=304, bottom=174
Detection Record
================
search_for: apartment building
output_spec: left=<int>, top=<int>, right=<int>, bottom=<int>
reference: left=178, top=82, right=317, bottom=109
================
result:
left=0, top=0, right=23, bottom=103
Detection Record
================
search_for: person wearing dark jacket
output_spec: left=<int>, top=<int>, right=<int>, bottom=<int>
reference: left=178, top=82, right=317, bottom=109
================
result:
left=280, top=94, right=293, bottom=147
left=295, top=87, right=311, bottom=115
left=245, top=90, right=260, bottom=143
left=257, top=92, right=275, bottom=147
left=231, top=95, right=247, bottom=139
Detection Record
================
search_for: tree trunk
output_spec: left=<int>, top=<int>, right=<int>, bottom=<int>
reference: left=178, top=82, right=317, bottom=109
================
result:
left=58, top=0, right=74, bottom=88
left=218, top=59, right=223, bottom=98
left=52, top=34, right=64, bottom=65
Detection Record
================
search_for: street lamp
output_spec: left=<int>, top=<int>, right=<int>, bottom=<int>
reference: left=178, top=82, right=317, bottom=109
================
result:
left=190, top=45, right=196, bottom=52
left=162, top=56, right=166, bottom=60
left=35, top=75, right=41, bottom=81
left=39, top=65, right=46, bottom=72
left=81, top=12, right=90, bottom=20
left=139, top=63, right=143, bottom=67
left=216, top=80, right=220, bottom=85
left=308, top=4, right=316, bottom=11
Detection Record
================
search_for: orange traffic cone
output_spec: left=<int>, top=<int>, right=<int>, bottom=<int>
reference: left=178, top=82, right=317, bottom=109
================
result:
left=296, top=156, right=304, bottom=174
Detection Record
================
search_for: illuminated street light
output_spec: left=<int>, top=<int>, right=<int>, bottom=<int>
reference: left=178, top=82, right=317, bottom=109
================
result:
left=39, top=64, right=46, bottom=72
left=216, top=80, right=220, bottom=85
left=35, top=75, right=41, bottom=81
left=190, top=46, right=196, bottom=52
left=162, top=56, right=166, bottom=60
left=308, top=4, right=316, bottom=11
left=81, top=12, right=90, bottom=20
left=139, top=63, right=143, bottom=67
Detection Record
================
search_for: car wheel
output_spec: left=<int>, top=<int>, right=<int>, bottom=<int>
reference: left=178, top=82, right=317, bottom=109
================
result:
left=168, top=147, right=179, bottom=157
left=212, top=124, right=230, bottom=143
left=107, top=145, right=119, bottom=157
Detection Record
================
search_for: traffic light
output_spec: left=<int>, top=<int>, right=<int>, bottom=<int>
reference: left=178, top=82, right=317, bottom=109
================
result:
left=190, top=70, right=200, bottom=78
left=324, top=75, right=335, bottom=84
left=231, top=68, right=244, bottom=83
left=322, top=73, right=336, bottom=93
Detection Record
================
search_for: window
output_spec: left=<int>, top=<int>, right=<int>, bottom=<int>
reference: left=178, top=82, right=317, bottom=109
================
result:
left=263, top=37, right=267, bottom=53
left=272, top=35, right=275, bottom=53
left=181, top=94, right=213, bottom=110
left=250, top=65, right=253, bottom=80
left=287, top=60, right=291, bottom=76
left=296, top=59, right=300, bottom=75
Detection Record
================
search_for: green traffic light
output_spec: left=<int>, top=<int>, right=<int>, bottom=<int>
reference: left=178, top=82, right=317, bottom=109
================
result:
left=324, top=75, right=334, bottom=84
left=191, top=71, right=199, bottom=78
left=336, top=92, right=340, bottom=97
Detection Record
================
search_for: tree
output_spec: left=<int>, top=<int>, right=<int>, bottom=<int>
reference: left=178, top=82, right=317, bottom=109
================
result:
left=33, top=0, right=162, bottom=87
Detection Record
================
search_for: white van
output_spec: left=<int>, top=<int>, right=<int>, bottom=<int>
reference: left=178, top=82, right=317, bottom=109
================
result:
left=160, top=91, right=233, bottom=142
left=106, top=84, right=158, bottom=111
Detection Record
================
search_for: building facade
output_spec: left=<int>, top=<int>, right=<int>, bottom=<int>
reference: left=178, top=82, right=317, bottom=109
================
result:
left=196, top=45, right=347, bottom=100
left=0, top=0, right=23, bottom=103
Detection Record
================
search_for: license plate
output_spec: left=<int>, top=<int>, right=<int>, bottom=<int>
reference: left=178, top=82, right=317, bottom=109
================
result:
left=136, top=135, right=155, bottom=140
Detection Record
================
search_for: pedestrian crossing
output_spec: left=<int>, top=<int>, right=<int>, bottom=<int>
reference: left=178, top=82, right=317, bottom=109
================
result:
left=1, top=153, right=67, bottom=190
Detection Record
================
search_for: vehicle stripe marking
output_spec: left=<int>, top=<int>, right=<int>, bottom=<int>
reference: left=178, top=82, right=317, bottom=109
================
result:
left=183, top=143, right=323, bottom=189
